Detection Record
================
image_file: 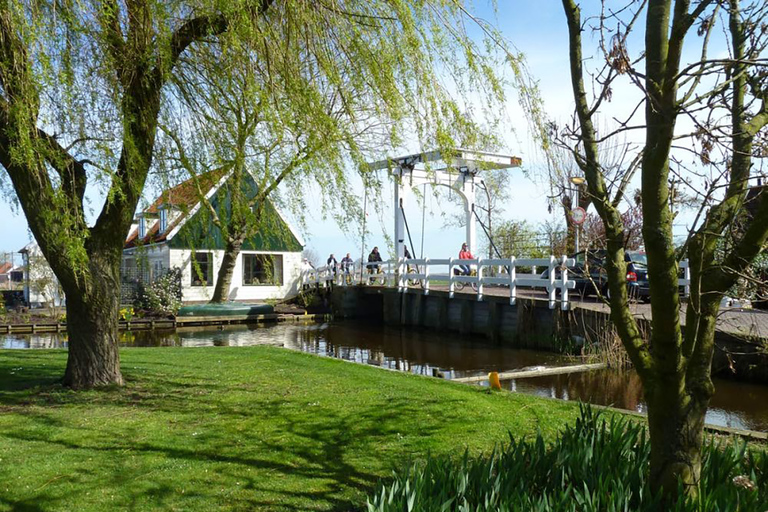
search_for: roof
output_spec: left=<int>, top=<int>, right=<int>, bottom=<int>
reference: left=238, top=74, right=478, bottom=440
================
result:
left=0, top=263, right=12, bottom=274
left=125, top=169, right=304, bottom=253
left=125, top=169, right=228, bottom=248
left=146, top=168, right=229, bottom=214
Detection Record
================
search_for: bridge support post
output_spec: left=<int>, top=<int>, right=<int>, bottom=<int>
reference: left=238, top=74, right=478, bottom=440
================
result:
left=487, top=301, right=501, bottom=344
left=459, top=299, right=473, bottom=335
left=436, top=296, right=449, bottom=331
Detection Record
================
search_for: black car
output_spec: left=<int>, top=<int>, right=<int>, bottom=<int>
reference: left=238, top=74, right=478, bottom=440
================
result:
left=541, top=249, right=650, bottom=301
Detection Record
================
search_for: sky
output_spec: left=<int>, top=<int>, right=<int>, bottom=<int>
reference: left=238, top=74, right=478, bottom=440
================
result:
left=0, top=1, right=735, bottom=265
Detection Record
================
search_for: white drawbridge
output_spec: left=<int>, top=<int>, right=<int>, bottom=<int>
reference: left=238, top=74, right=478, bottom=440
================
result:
left=367, top=148, right=522, bottom=261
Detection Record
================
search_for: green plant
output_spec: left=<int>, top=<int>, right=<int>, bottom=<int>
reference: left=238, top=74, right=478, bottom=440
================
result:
left=136, top=268, right=182, bottom=316
left=119, top=307, right=134, bottom=322
left=367, top=405, right=768, bottom=511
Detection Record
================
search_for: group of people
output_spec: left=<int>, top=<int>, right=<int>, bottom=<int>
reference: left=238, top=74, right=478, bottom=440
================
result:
left=324, top=252, right=357, bottom=276
left=308, top=242, right=476, bottom=278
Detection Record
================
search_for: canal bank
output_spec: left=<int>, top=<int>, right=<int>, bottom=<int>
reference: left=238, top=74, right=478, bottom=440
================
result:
left=329, top=286, right=768, bottom=384
left=5, top=320, right=768, bottom=433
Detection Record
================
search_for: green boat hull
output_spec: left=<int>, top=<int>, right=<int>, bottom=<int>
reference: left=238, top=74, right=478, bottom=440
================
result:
left=176, top=303, right=274, bottom=317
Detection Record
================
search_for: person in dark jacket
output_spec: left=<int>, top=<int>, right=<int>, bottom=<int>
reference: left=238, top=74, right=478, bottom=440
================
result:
left=367, top=246, right=383, bottom=272
left=327, top=254, right=338, bottom=275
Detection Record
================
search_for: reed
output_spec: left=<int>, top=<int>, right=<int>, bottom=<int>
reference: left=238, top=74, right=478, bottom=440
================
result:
left=367, top=404, right=767, bottom=511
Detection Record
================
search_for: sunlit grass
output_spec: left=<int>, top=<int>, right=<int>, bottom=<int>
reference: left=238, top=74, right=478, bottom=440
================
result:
left=0, top=346, right=578, bottom=511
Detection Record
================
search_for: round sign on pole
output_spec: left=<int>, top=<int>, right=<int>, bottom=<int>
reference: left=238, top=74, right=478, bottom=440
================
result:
left=571, top=206, right=587, bottom=225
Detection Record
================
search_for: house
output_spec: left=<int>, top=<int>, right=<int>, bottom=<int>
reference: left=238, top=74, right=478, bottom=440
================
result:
left=0, top=262, right=23, bottom=288
left=18, top=242, right=64, bottom=308
left=123, top=170, right=305, bottom=303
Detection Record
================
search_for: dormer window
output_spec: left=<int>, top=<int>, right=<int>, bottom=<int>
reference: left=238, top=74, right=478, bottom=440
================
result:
left=159, top=207, right=168, bottom=233
left=138, top=217, right=146, bottom=239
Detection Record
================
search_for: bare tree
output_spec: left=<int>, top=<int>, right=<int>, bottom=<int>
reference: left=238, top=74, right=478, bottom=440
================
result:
left=559, top=0, right=768, bottom=499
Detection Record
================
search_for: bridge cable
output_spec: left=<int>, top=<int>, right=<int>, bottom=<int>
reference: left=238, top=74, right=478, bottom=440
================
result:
left=400, top=205, right=418, bottom=262
left=473, top=208, right=504, bottom=260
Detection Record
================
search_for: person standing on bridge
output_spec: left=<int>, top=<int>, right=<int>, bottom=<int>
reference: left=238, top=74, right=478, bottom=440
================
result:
left=459, top=242, right=474, bottom=275
left=340, top=253, right=354, bottom=275
left=327, top=254, right=338, bottom=276
left=368, top=246, right=383, bottom=273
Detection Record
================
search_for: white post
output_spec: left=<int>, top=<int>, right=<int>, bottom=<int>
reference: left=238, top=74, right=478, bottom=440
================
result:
left=394, top=171, right=406, bottom=261
left=509, top=257, right=516, bottom=305
left=548, top=255, right=556, bottom=309
left=448, top=257, right=455, bottom=299
left=560, top=255, right=569, bottom=311
left=424, top=258, right=430, bottom=295
left=477, top=257, right=484, bottom=301
left=462, top=180, right=477, bottom=258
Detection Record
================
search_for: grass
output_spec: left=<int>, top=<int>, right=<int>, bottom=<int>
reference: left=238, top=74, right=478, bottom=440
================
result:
left=0, top=346, right=580, bottom=512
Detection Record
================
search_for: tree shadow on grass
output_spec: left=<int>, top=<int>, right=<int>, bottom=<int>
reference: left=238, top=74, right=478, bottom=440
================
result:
left=0, top=373, right=458, bottom=511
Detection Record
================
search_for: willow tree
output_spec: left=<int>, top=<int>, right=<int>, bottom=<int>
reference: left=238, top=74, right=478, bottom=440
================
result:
left=0, top=0, right=520, bottom=387
left=156, top=3, right=521, bottom=303
left=559, top=0, right=768, bottom=497
left=0, top=0, right=276, bottom=388
left=160, top=37, right=386, bottom=303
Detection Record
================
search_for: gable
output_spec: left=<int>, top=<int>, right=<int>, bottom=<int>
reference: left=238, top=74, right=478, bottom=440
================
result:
left=168, top=174, right=303, bottom=253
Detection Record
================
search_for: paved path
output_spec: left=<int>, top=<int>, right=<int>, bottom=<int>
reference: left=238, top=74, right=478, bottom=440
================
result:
left=403, top=283, right=768, bottom=340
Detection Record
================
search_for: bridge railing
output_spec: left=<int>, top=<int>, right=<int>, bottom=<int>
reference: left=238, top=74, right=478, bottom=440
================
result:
left=302, top=255, right=577, bottom=310
left=301, top=256, right=692, bottom=310
left=395, top=256, right=575, bottom=310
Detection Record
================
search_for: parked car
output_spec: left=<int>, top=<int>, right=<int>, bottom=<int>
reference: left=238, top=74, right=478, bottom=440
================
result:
left=541, top=249, right=651, bottom=301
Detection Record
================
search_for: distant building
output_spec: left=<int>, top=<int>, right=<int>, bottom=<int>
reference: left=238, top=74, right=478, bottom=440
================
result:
left=123, top=170, right=305, bottom=303
left=18, top=243, right=64, bottom=308
left=0, top=262, right=23, bottom=287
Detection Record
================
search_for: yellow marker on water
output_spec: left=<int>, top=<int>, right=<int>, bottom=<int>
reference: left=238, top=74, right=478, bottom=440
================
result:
left=489, top=371, right=502, bottom=390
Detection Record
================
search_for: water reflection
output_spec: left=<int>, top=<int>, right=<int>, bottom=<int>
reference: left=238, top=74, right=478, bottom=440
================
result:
left=3, top=321, right=768, bottom=432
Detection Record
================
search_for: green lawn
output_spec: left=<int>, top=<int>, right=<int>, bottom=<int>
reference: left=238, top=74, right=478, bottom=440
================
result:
left=0, top=347, right=579, bottom=511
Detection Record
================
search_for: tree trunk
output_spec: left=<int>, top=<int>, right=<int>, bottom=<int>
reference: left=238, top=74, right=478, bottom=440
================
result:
left=210, top=238, right=243, bottom=303
left=647, top=389, right=708, bottom=496
left=62, top=254, right=123, bottom=389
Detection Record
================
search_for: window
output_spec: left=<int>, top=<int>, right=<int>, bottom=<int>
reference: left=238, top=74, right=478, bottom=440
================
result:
left=138, top=217, right=146, bottom=239
left=159, top=208, right=167, bottom=233
left=191, top=252, right=213, bottom=286
left=243, top=254, right=283, bottom=286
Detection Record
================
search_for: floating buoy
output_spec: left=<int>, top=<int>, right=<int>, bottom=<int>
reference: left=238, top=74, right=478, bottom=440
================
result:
left=489, top=371, right=502, bottom=390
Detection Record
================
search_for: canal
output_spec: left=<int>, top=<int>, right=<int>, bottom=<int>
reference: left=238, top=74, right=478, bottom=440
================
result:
left=3, top=320, right=768, bottom=432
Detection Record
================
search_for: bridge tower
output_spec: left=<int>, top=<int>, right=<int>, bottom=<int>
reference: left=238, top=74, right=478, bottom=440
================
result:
left=368, top=149, right=522, bottom=259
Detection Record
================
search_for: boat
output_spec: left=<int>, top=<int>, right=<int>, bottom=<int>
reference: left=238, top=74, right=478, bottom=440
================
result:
left=176, top=303, right=275, bottom=318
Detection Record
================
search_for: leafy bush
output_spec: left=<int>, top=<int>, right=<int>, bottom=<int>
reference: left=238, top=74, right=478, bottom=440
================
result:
left=367, top=405, right=767, bottom=511
left=135, top=268, right=182, bottom=316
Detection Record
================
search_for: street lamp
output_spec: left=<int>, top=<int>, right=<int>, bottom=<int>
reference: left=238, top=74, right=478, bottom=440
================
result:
left=570, top=177, right=586, bottom=252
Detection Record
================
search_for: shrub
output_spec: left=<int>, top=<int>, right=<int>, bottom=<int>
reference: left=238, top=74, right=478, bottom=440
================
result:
left=367, top=405, right=767, bottom=511
left=135, top=268, right=182, bottom=316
